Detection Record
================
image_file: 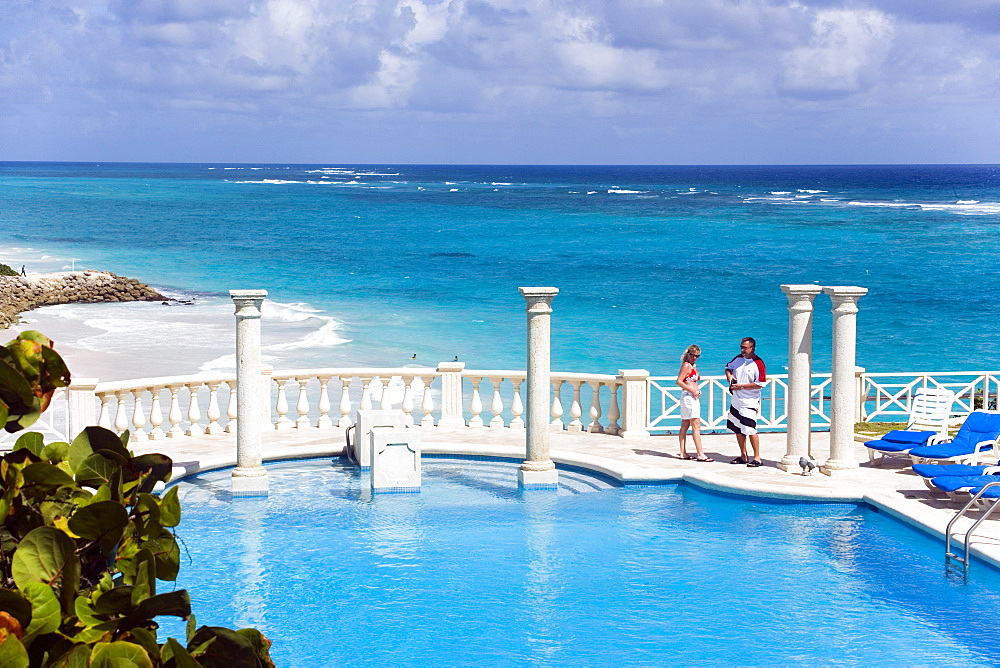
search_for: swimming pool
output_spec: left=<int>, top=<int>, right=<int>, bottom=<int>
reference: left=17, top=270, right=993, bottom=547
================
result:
left=161, top=458, right=1000, bottom=665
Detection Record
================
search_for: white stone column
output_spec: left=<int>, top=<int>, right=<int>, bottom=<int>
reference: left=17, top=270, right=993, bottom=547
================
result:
left=617, top=370, right=650, bottom=438
left=67, top=378, right=100, bottom=438
left=230, top=290, right=269, bottom=496
left=519, top=287, right=559, bottom=489
left=821, top=286, right=868, bottom=476
left=435, top=361, right=466, bottom=428
left=778, top=285, right=822, bottom=472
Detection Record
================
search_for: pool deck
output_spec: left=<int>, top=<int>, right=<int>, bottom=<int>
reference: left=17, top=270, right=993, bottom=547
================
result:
left=133, top=426, right=1000, bottom=571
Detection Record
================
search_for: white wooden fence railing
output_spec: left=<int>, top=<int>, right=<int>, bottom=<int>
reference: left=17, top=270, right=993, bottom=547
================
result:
left=2, top=367, right=995, bottom=445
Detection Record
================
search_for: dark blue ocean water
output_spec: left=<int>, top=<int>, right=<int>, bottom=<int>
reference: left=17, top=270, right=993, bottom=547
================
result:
left=1, top=162, right=998, bottom=376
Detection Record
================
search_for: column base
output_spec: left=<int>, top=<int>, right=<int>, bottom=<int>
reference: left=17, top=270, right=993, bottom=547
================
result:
left=436, top=418, right=466, bottom=429
left=777, top=455, right=810, bottom=473
left=617, top=428, right=650, bottom=438
left=518, top=466, right=559, bottom=489
left=232, top=466, right=269, bottom=497
left=819, top=459, right=859, bottom=477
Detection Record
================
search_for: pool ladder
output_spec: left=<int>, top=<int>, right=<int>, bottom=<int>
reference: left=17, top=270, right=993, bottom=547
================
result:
left=944, top=480, right=1000, bottom=576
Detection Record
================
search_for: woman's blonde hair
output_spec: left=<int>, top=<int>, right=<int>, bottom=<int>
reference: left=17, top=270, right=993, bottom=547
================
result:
left=681, top=344, right=701, bottom=363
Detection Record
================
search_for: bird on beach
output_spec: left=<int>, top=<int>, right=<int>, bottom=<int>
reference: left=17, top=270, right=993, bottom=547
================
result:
left=799, top=456, right=817, bottom=475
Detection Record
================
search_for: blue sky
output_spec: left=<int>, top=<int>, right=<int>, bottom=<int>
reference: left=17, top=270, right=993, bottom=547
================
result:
left=2, top=0, right=998, bottom=164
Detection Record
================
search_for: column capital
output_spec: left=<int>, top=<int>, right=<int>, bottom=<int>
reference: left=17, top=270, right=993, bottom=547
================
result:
left=519, top=287, right=559, bottom=313
left=436, top=361, right=466, bottom=373
left=823, top=286, right=867, bottom=315
left=781, top=284, right=823, bottom=301
left=617, top=369, right=650, bottom=381
left=230, top=289, right=268, bottom=317
left=822, top=285, right=868, bottom=301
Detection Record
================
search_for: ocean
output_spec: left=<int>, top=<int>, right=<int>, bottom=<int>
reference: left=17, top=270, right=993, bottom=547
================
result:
left=1, top=162, right=998, bottom=382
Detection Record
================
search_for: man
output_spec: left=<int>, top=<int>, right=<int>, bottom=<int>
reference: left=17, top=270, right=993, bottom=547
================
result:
left=725, top=337, right=767, bottom=467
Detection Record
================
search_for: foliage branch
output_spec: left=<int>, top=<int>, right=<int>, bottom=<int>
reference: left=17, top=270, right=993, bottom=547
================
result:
left=0, top=332, right=274, bottom=667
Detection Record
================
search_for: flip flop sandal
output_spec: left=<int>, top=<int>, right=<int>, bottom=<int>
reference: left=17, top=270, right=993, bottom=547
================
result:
left=696, top=457, right=714, bottom=462
left=730, top=457, right=748, bottom=465
left=681, top=455, right=697, bottom=460
left=746, top=460, right=763, bottom=468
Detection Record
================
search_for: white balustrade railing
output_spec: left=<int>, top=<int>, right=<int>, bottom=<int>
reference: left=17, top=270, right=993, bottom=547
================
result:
left=648, top=373, right=832, bottom=433
left=859, top=372, right=1000, bottom=422
left=5, top=366, right=994, bottom=447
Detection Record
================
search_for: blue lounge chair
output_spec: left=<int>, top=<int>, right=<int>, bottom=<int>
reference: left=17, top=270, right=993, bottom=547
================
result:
left=909, top=411, right=1000, bottom=465
left=927, top=468, right=1000, bottom=500
left=864, top=388, right=954, bottom=465
left=911, top=457, right=1000, bottom=491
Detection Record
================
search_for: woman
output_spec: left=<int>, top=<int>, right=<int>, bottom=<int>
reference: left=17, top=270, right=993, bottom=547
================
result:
left=676, top=344, right=711, bottom=461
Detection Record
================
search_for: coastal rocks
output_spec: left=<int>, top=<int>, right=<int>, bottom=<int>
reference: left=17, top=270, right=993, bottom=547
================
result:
left=0, top=271, right=167, bottom=329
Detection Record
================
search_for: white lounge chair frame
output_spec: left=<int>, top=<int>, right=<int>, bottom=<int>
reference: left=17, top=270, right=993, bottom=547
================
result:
left=867, top=387, right=954, bottom=465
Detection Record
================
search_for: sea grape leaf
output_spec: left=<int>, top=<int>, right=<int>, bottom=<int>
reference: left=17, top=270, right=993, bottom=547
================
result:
left=68, top=427, right=129, bottom=474
left=126, top=627, right=159, bottom=660
left=161, top=637, right=200, bottom=668
left=90, top=641, right=153, bottom=668
left=0, top=630, right=29, bottom=668
left=187, top=627, right=260, bottom=667
left=75, top=453, right=119, bottom=490
left=158, top=485, right=181, bottom=527
left=21, top=462, right=76, bottom=490
left=48, top=643, right=92, bottom=668
left=67, top=500, right=128, bottom=554
left=134, top=590, right=191, bottom=621
left=0, top=590, right=31, bottom=631
left=21, top=583, right=60, bottom=643
left=13, top=433, right=44, bottom=457
left=236, top=628, right=275, bottom=667
left=130, top=454, right=173, bottom=494
left=12, top=527, right=78, bottom=589
left=41, top=441, right=70, bottom=464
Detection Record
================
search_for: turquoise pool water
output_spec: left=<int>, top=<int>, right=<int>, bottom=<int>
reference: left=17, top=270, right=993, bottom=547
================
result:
left=162, top=459, right=1000, bottom=665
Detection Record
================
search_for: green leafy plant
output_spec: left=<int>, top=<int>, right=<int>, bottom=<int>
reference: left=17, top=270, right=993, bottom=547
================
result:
left=0, top=333, right=274, bottom=666
left=0, top=264, right=17, bottom=277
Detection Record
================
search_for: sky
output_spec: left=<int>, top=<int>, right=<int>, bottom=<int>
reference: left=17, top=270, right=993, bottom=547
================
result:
left=1, top=0, right=998, bottom=164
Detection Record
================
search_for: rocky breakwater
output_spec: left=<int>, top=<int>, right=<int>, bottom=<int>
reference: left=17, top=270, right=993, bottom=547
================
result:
left=0, top=271, right=167, bottom=329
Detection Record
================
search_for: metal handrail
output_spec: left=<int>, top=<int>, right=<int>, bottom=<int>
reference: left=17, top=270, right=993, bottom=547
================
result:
left=944, top=480, right=1000, bottom=576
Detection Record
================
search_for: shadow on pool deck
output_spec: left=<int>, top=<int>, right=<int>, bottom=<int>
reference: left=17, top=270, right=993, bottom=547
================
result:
left=132, top=426, right=1000, bottom=569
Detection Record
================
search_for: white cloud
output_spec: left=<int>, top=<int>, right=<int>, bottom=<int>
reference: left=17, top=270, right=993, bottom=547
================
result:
left=0, top=0, right=997, bottom=162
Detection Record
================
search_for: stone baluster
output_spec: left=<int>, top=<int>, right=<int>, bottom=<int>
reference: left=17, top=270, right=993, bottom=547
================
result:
left=316, top=376, right=333, bottom=429
left=436, top=362, right=466, bottom=428
left=489, top=378, right=505, bottom=428
left=605, top=383, right=621, bottom=435
left=359, top=377, right=373, bottom=411
left=587, top=382, right=604, bottom=433
left=519, top=286, right=559, bottom=488
left=273, top=379, right=291, bottom=430
left=779, top=284, right=822, bottom=472
left=468, top=377, right=485, bottom=428
left=420, top=375, right=436, bottom=427
left=821, top=286, right=868, bottom=476
left=379, top=377, right=394, bottom=410
left=617, top=370, right=650, bottom=438
left=97, top=393, right=112, bottom=429
left=401, top=376, right=415, bottom=426
left=567, top=380, right=584, bottom=432
left=338, top=377, right=353, bottom=427
left=185, top=383, right=203, bottom=436
left=114, top=392, right=129, bottom=434
left=226, top=381, right=239, bottom=433
left=230, top=289, right=268, bottom=496
left=131, top=390, right=147, bottom=441
left=549, top=380, right=565, bottom=431
left=205, top=381, right=224, bottom=435
left=510, top=379, right=524, bottom=429
left=166, top=385, right=184, bottom=438
left=147, top=387, right=166, bottom=439
left=294, top=378, right=311, bottom=429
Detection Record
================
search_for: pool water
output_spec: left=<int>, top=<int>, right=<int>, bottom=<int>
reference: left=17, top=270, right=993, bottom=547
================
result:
left=161, top=459, right=1000, bottom=665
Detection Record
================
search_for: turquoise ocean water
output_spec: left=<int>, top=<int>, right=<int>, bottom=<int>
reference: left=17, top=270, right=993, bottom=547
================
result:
left=1, top=162, right=998, bottom=379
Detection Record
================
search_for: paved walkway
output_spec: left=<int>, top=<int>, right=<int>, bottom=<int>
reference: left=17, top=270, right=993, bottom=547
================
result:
left=132, top=425, right=1000, bottom=570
